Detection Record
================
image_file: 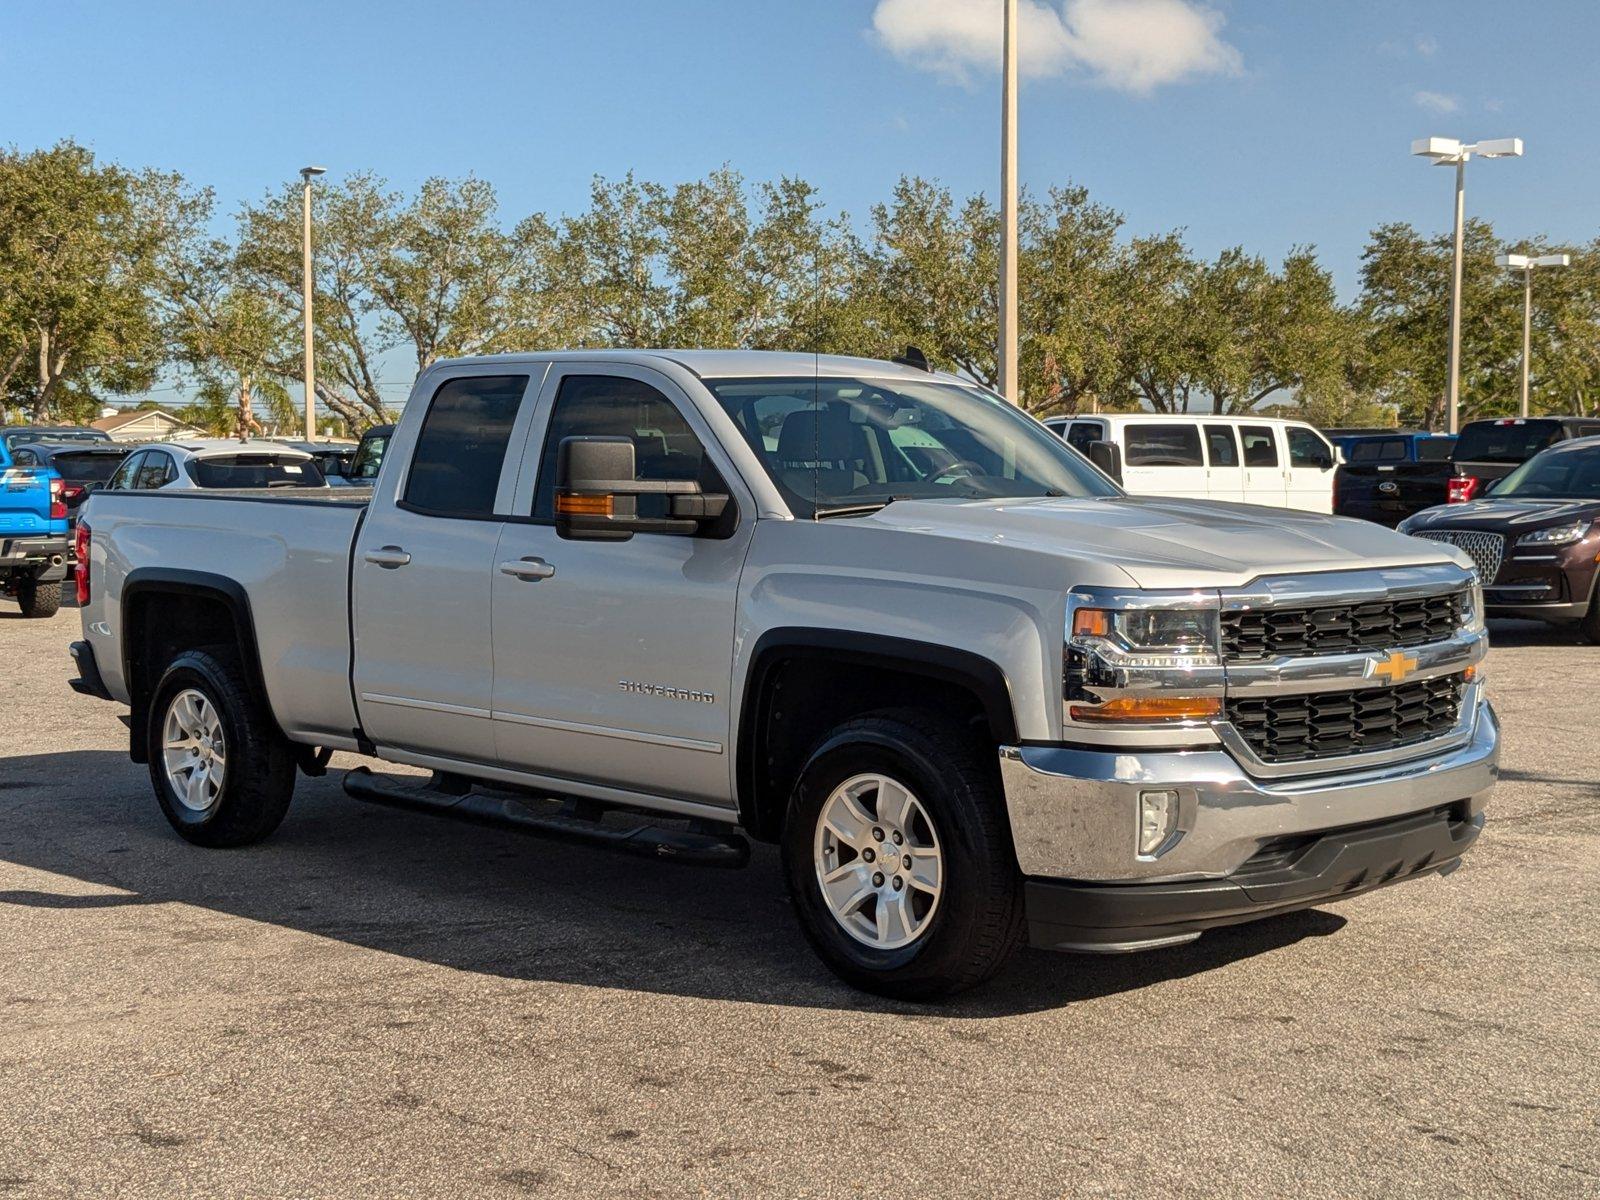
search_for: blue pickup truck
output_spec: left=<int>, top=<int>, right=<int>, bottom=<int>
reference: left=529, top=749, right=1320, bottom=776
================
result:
left=0, top=439, right=70, bottom=617
left=1332, top=431, right=1457, bottom=526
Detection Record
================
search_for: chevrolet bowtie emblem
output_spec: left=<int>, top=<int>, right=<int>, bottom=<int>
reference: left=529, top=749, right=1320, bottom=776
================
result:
left=1370, top=650, right=1419, bottom=685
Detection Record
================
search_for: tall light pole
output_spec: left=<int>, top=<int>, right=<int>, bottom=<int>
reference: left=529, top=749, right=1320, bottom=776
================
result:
left=1411, top=137, right=1523, bottom=434
left=998, top=0, right=1019, bottom=405
left=299, top=165, right=326, bottom=440
left=1495, top=251, right=1570, bottom=418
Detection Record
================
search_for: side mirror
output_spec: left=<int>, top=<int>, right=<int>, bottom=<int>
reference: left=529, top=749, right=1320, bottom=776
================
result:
left=554, top=436, right=728, bottom=542
left=1315, top=451, right=1335, bottom=471
left=1087, top=439, right=1123, bottom=483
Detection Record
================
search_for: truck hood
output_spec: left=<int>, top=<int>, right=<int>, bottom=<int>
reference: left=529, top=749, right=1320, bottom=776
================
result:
left=864, top=495, right=1467, bottom=589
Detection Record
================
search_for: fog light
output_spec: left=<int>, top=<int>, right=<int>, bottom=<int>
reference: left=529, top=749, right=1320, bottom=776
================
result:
left=1138, top=790, right=1179, bottom=856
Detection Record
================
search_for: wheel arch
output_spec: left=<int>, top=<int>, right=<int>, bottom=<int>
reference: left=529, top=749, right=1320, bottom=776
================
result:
left=121, top=569, right=274, bottom=764
left=735, top=627, right=1018, bottom=843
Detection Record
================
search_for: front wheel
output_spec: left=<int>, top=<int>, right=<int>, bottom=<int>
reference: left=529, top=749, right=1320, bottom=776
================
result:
left=147, top=648, right=296, bottom=847
left=16, top=579, right=61, bottom=618
left=782, top=711, right=1024, bottom=1000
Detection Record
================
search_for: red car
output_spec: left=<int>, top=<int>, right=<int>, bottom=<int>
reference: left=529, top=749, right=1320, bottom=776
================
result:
left=1399, top=435, right=1600, bottom=640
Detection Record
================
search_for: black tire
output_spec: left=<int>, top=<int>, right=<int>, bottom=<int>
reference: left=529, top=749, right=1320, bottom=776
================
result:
left=1581, top=588, right=1600, bottom=645
left=781, top=710, right=1025, bottom=1000
left=146, top=648, right=296, bottom=848
left=16, top=579, right=61, bottom=618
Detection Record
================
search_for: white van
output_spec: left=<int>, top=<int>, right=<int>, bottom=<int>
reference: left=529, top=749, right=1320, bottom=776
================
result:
left=1043, top=414, right=1339, bottom=512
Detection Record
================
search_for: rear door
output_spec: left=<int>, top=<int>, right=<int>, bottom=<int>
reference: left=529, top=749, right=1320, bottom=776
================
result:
left=1120, top=421, right=1207, bottom=499
left=1284, top=424, right=1336, bottom=512
left=1200, top=423, right=1245, bottom=502
left=352, top=368, right=544, bottom=765
left=1239, top=425, right=1286, bottom=505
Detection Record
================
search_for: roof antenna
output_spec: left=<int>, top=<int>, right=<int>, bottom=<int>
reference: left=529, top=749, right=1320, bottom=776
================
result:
left=892, top=344, right=931, bottom=372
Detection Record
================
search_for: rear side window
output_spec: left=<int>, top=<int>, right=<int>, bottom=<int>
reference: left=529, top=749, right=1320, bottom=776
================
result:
left=1066, top=421, right=1105, bottom=454
left=1240, top=426, right=1278, bottom=467
left=1125, top=424, right=1203, bottom=466
left=1287, top=427, right=1332, bottom=468
left=134, top=453, right=173, bottom=490
left=403, top=376, right=529, bottom=517
left=1203, top=426, right=1239, bottom=467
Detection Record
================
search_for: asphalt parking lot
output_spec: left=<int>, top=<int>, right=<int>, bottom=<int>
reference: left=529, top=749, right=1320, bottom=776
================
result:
left=0, top=603, right=1595, bottom=1198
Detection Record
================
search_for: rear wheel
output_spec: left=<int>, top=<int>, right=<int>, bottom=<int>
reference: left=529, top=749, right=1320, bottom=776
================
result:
left=147, top=648, right=296, bottom=847
left=782, top=710, right=1024, bottom=1000
left=16, top=579, right=61, bottom=618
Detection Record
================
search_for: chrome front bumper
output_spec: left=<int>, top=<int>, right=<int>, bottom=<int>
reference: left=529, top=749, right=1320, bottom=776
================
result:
left=1000, top=691, right=1499, bottom=883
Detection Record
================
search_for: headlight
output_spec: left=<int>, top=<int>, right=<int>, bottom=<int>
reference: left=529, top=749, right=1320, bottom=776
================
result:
left=1516, top=519, right=1592, bottom=547
left=1066, top=603, right=1222, bottom=724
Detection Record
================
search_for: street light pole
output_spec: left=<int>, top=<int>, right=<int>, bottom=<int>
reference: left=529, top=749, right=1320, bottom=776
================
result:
left=1495, top=252, right=1571, bottom=418
left=1411, top=137, right=1523, bottom=434
left=1446, top=156, right=1465, bottom=435
left=299, top=165, right=326, bottom=441
left=998, top=0, right=1019, bottom=405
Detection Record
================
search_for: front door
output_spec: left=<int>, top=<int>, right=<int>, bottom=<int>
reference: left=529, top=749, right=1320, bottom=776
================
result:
left=489, top=365, right=754, bottom=808
left=1284, top=424, right=1336, bottom=512
left=352, top=368, right=542, bottom=764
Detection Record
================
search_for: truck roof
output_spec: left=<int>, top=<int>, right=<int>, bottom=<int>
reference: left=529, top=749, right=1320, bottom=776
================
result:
left=428, top=349, right=960, bottom=382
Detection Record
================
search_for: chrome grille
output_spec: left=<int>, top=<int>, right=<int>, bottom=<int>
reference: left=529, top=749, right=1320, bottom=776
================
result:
left=1410, top=530, right=1504, bottom=584
left=1220, top=591, right=1465, bottom=662
left=1227, top=673, right=1466, bottom=764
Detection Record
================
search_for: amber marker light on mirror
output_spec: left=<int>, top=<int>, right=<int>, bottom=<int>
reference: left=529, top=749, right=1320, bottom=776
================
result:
left=555, top=492, right=613, bottom=516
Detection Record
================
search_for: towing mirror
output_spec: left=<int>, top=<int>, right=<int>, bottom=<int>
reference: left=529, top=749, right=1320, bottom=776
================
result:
left=554, top=436, right=728, bottom=542
left=1087, top=439, right=1123, bottom=484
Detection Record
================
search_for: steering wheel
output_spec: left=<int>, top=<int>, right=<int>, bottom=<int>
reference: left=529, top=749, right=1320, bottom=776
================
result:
left=930, top=460, right=984, bottom=485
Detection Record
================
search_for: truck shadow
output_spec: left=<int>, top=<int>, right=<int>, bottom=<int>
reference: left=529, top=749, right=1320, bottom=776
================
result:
left=0, top=750, right=1346, bottom=1017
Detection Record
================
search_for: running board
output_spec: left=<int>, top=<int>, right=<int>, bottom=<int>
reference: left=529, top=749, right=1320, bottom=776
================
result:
left=341, top=767, right=750, bottom=868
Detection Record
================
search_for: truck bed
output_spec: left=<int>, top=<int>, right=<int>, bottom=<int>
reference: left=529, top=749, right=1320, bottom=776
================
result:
left=81, top=487, right=371, bottom=746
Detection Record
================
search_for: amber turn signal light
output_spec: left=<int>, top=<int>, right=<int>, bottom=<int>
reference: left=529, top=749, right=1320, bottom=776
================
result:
left=1072, top=608, right=1111, bottom=638
left=1069, top=696, right=1222, bottom=723
left=555, top=492, right=613, bottom=517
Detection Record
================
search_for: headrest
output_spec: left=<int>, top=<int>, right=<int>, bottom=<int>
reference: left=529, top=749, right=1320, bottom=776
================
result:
left=776, top=405, right=865, bottom=462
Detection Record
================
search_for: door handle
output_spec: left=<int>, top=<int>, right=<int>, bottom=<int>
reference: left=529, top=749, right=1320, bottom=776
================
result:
left=364, top=545, right=411, bottom=569
left=499, top=556, right=556, bottom=581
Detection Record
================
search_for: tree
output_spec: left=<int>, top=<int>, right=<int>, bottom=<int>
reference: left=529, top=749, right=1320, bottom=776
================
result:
left=0, top=141, right=169, bottom=420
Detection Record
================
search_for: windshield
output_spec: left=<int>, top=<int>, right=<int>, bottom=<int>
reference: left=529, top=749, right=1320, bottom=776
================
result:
left=704, top=376, right=1119, bottom=516
left=1493, top=443, right=1600, bottom=500
left=186, top=454, right=326, bottom=489
left=1453, top=420, right=1560, bottom=463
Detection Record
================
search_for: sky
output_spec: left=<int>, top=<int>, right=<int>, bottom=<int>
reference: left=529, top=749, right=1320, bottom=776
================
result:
left=5, top=0, right=1600, bottom=406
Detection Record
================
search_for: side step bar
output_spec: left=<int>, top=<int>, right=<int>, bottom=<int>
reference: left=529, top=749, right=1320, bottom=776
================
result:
left=341, top=766, right=751, bottom=869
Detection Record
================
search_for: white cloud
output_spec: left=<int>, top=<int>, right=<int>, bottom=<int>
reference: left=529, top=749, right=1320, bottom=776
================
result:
left=1415, top=35, right=1439, bottom=57
left=1413, top=89, right=1460, bottom=114
left=870, top=0, right=1242, bottom=94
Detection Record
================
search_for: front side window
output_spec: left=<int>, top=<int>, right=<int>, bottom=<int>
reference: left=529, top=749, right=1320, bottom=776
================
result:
left=403, top=376, right=528, bottom=518
left=1066, top=421, right=1105, bottom=455
left=706, top=376, right=1119, bottom=516
left=1241, top=426, right=1279, bottom=467
left=350, top=429, right=391, bottom=480
left=1125, top=424, right=1203, bottom=467
left=1203, top=426, right=1239, bottom=467
left=134, top=453, right=172, bottom=490
left=533, top=376, right=711, bottom=521
left=1287, top=426, right=1333, bottom=468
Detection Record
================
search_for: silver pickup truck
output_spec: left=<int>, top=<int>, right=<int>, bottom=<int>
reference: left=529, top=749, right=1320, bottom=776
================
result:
left=69, top=351, right=1499, bottom=998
